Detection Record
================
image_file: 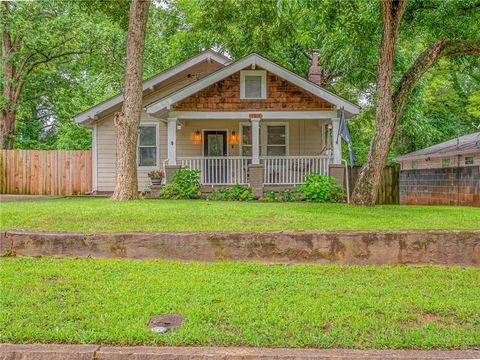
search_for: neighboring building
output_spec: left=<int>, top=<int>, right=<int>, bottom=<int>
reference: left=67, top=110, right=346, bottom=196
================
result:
left=73, top=49, right=360, bottom=195
left=395, top=132, right=480, bottom=206
left=396, top=132, right=480, bottom=170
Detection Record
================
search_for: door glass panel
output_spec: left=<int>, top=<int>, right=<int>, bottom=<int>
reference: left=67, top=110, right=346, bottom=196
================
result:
left=207, top=134, right=224, bottom=156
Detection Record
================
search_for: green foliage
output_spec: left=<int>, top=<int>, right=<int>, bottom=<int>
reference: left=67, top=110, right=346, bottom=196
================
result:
left=208, top=184, right=254, bottom=201
left=299, top=174, right=346, bottom=203
left=169, top=167, right=201, bottom=198
left=259, top=188, right=302, bottom=202
left=5, top=0, right=480, bottom=157
left=158, top=183, right=189, bottom=200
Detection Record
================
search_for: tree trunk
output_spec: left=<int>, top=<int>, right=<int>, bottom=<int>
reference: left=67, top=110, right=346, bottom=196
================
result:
left=1, top=25, right=16, bottom=149
left=112, top=0, right=149, bottom=201
left=352, top=0, right=407, bottom=205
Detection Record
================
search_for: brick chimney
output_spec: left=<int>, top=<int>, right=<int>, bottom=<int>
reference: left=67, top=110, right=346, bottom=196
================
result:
left=308, top=50, right=321, bottom=85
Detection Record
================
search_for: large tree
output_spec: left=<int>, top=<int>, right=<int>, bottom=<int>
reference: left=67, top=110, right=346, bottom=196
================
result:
left=352, top=0, right=480, bottom=205
left=112, top=0, right=150, bottom=201
left=0, top=0, right=125, bottom=150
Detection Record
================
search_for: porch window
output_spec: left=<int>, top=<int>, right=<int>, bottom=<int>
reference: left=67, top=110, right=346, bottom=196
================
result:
left=266, top=125, right=287, bottom=156
left=138, top=124, right=158, bottom=168
left=240, top=70, right=266, bottom=99
left=240, top=124, right=259, bottom=156
left=442, top=158, right=450, bottom=168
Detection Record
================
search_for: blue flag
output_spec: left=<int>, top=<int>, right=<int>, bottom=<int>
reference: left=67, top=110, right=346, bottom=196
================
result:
left=337, top=108, right=356, bottom=166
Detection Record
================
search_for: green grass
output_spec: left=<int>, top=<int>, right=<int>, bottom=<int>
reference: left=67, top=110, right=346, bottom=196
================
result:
left=0, top=258, right=479, bottom=348
left=1, top=198, right=479, bottom=232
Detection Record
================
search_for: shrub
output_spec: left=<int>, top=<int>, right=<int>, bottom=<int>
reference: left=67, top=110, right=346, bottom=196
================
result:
left=158, top=183, right=188, bottom=200
left=170, top=167, right=201, bottom=198
left=299, top=174, right=346, bottom=203
left=259, top=188, right=302, bottom=202
left=208, top=184, right=254, bottom=201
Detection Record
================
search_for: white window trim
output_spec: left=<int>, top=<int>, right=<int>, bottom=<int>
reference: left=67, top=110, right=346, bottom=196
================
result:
left=262, top=122, right=289, bottom=156
left=240, top=70, right=267, bottom=99
left=239, top=121, right=289, bottom=156
left=137, top=122, right=160, bottom=170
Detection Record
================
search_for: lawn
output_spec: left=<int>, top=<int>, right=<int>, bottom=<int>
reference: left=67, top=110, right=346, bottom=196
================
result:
left=1, top=197, right=479, bottom=232
left=0, top=258, right=479, bottom=348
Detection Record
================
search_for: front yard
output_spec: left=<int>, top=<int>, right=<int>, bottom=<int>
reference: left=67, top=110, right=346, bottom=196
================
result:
left=1, top=197, right=479, bottom=232
left=1, top=258, right=479, bottom=348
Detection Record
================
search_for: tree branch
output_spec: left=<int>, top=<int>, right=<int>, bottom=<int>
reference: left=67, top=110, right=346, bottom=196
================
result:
left=13, top=49, right=91, bottom=102
left=392, top=39, right=480, bottom=114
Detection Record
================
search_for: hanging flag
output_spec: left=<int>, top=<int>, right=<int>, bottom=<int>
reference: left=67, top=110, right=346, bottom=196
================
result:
left=337, top=108, right=356, bottom=166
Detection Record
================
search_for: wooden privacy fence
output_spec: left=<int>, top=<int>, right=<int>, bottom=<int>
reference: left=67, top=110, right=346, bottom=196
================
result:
left=0, top=150, right=92, bottom=195
left=348, top=165, right=400, bottom=205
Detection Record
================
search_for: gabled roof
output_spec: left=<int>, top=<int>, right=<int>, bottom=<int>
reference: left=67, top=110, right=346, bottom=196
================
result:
left=73, top=49, right=231, bottom=125
left=395, top=132, right=480, bottom=161
left=145, top=53, right=361, bottom=117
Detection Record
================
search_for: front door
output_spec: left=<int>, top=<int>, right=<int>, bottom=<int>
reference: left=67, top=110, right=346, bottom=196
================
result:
left=203, top=130, right=227, bottom=184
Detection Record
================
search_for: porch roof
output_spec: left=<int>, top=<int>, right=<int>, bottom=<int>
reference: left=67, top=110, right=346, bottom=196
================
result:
left=145, top=53, right=361, bottom=118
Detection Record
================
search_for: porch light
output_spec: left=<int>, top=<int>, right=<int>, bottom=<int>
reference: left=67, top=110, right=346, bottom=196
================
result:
left=194, top=131, right=201, bottom=141
left=230, top=130, right=238, bottom=144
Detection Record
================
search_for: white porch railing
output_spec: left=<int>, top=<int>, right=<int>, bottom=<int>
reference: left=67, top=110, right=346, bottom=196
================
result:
left=179, top=156, right=251, bottom=185
left=261, top=156, right=332, bottom=185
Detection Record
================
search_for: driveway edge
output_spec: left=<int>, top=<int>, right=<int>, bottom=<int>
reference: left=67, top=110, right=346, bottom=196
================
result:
left=1, top=344, right=479, bottom=360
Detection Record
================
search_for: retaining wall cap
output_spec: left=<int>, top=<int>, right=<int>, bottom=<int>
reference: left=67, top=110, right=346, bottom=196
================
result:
left=1, top=345, right=479, bottom=360
left=0, top=344, right=99, bottom=360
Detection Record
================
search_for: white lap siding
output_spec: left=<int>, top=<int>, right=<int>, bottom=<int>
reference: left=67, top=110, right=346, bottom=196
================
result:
left=96, top=112, right=164, bottom=192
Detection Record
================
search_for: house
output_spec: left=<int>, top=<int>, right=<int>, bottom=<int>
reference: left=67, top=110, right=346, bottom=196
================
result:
left=395, top=132, right=480, bottom=206
left=73, top=49, right=360, bottom=195
left=395, top=132, right=480, bottom=170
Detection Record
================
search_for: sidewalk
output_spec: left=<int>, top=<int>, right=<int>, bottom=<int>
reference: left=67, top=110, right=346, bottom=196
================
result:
left=1, top=344, right=479, bottom=360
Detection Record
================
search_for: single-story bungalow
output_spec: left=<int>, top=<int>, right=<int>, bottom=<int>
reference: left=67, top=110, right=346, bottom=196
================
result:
left=73, top=49, right=360, bottom=195
left=396, top=132, right=480, bottom=170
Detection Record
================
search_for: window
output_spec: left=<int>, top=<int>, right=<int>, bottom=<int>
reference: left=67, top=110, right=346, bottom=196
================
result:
left=411, top=161, right=417, bottom=169
left=465, top=156, right=474, bottom=165
left=265, top=125, right=287, bottom=156
left=240, top=122, right=288, bottom=156
left=442, top=158, right=450, bottom=168
left=240, top=70, right=266, bottom=99
left=240, top=124, right=259, bottom=156
left=138, top=124, right=158, bottom=168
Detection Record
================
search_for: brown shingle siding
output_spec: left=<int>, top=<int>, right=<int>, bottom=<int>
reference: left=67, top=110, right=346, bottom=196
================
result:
left=173, top=70, right=335, bottom=111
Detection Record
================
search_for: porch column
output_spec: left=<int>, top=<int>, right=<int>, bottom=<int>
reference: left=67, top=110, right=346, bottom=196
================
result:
left=331, top=117, right=342, bottom=164
left=251, top=118, right=260, bottom=164
left=167, top=117, right=177, bottom=165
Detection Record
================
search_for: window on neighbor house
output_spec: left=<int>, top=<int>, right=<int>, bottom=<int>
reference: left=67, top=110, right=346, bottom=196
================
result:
left=411, top=161, right=417, bottom=169
left=138, top=124, right=158, bottom=167
left=442, top=158, right=450, bottom=168
left=465, top=156, right=474, bottom=165
left=240, top=71, right=266, bottom=99
left=266, top=125, right=287, bottom=156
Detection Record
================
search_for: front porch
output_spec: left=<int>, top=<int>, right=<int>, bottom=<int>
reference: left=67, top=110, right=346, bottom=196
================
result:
left=158, top=111, right=345, bottom=192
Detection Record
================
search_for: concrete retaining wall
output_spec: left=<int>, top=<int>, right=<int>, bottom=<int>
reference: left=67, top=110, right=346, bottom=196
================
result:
left=1, top=230, right=479, bottom=266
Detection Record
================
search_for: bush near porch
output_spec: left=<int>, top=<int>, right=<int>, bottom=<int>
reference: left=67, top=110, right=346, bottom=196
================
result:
left=1, top=258, right=478, bottom=348
left=1, top=197, right=478, bottom=232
